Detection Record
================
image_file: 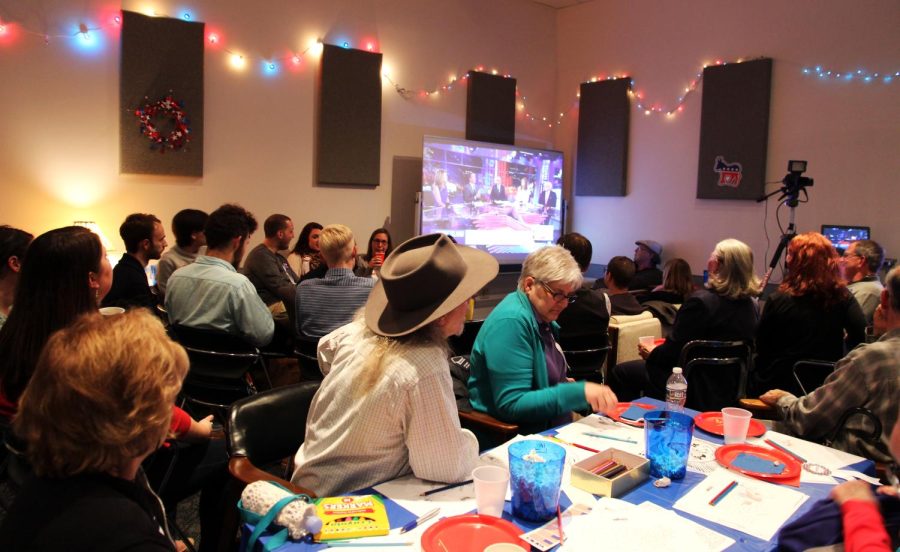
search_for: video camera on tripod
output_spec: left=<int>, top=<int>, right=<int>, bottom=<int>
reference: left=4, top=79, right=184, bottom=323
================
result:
left=780, top=160, right=814, bottom=206
left=757, top=160, right=815, bottom=289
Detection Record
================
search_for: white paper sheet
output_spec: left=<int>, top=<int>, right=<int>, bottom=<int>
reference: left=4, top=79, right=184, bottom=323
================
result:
left=674, top=467, right=809, bottom=541
left=372, top=474, right=477, bottom=519
left=555, top=416, right=646, bottom=457
left=560, top=497, right=734, bottom=552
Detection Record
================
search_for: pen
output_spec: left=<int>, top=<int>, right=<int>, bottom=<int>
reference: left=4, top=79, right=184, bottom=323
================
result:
left=709, top=480, right=738, bottom=506
left=583, top=432, right=639, bottom=445
left=399, top=507, right=440, bottom=534
left=765, top=439, right=807, bottom=463
left=327, top=542, right=413, bottom=548
left=420, top=480, right=473, bottom=497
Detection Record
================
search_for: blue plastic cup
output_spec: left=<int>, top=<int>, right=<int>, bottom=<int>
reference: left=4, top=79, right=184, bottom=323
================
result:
left=644, top=410, right=694, bottom=480
left=508, top=439, right=566, bottom=522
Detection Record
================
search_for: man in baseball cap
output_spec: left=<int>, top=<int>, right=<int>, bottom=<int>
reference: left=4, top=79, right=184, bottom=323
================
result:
left=292, top=234, right=499, bottom=496
left=631, top=239, right=663, bottom=291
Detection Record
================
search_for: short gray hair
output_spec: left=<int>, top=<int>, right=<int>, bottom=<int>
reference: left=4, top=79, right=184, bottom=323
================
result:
left=852, top=240, right=884, bottom=274
left=886, top=265, right=900, bottom=312
left=518, top=245, right=582, bottom=291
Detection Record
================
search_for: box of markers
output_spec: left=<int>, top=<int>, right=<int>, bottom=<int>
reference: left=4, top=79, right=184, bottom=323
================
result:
left=570, top=448, right=648, bottom=497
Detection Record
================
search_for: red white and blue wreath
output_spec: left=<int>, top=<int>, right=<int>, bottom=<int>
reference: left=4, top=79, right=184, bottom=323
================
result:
left=134, top=94, right=191, bottom=153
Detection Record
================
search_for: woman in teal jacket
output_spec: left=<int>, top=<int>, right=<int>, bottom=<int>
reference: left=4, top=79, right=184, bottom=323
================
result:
left=468, top=246, right=617, bottom=439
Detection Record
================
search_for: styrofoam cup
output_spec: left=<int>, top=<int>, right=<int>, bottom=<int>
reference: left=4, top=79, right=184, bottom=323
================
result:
left=639, top=336, right=655, bottom=348
left=473, top=465, right=509, bottom=518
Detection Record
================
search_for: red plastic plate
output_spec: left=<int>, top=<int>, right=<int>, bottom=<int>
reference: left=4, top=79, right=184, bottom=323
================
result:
left=715, top=443, right=802, bottom=480
left=694, top=411, right=767, bottom=438
left=606, top=402, right=656, bottom=427
left=421, top=514, right=527, bottom=552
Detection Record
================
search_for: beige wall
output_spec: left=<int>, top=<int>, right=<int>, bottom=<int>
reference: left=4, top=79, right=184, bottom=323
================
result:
left=556, top=0, right=900, bottom=277
left=0, top=0, right=557, bottom=253
left=1, top=0, right=897, bottom=277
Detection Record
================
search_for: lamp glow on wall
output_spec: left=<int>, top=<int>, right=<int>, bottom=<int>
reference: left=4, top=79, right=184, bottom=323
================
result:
left=73, top=220, right=118, bottom=264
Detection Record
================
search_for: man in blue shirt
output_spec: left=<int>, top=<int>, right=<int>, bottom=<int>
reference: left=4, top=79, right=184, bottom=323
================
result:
left=295, top=224, right=374, bottom=339
left=166, top=204, right=274, bottom=347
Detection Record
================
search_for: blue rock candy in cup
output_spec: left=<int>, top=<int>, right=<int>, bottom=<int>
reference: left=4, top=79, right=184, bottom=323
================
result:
left=508, top=440, right=566, bottom=522
left=644, top=410, right=694, bottom=480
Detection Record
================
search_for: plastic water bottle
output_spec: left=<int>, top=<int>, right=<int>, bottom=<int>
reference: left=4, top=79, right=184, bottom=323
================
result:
left=665, top=367, right=688, bottom=412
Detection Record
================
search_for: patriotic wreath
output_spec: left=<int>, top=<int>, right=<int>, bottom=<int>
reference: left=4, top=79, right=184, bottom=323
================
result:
left=134, top=95, right=191, bottom=152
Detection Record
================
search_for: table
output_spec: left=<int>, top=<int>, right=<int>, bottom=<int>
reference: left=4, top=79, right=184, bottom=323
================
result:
left=244, top=397, right=875, bottom=551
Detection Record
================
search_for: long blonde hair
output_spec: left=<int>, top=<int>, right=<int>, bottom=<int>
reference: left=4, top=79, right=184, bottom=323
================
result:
left=706, top=239, right=762, bottom=299
left=354, top=317, right=448, bottom=398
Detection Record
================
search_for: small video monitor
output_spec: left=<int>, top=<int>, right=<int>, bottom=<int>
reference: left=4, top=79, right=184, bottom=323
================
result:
left=820, top=225, right=870, bottom=254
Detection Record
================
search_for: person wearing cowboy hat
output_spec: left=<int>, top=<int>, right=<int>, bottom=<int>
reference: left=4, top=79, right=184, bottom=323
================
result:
left=467, top=245, right=618, bottom=443
left=290, top=234, right=499, bottom=496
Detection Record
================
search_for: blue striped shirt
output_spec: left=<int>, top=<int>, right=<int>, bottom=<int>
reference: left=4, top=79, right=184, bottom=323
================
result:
left=295, top=268, right=374, bottom=338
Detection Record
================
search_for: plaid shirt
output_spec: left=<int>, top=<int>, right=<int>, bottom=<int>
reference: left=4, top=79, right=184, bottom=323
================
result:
left=775, top=328, right=900, bottom=463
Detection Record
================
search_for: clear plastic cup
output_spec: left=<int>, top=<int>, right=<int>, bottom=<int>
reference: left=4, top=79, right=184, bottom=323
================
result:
left=644, top=410, right=694, bottom=480
left=472, top=466, right=509, bottom=517
left=721, top=407, right=753, bottom=445
left=508, top=440, right=566, bottom=522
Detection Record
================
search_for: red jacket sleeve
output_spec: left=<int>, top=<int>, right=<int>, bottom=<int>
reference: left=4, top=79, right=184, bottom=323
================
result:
left=841, top=499, right=891, bottom=552
left=169, top=405, right=192, bottom=438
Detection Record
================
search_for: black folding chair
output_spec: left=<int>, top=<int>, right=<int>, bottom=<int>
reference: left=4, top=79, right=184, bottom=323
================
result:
left=168, top=325, right=266, bottom=424
left=679, top=340, right=753, bottom=412
left=559, top=332, right=610, bottom=385
left=792, top=360, right=836, bottom=396
left=293, top=333, right=323, bottom=381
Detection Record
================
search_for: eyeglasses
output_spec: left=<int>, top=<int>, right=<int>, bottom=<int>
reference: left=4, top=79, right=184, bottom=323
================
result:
left=372, top=239, right=389, bottom=244
left=535, top=279, right=577, bottom=304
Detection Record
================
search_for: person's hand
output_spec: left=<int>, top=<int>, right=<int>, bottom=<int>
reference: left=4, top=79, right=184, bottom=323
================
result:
left=876, top=485, right=899, bottom=497
left=584, top=383, right=618, bottom=415
left=831, top=480, right=876, bottom=505
left=638, top=342, right=653, bottom=360
left=197, top=415, right=214, bottom=439
left=759, top=389, right=788, bottom=406
left=370, top=253, right=384, bottom=268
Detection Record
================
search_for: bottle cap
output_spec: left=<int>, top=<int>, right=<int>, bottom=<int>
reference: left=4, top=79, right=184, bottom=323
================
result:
left=672, top=367, right=682, bottom=374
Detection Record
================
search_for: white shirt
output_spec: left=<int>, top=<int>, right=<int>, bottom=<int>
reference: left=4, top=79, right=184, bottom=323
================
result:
left=292, top=320, right=479, bottom=495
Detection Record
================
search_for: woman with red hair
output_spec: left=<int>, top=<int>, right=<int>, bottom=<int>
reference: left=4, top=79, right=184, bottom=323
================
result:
left=751, top=232, right=866, bottom=395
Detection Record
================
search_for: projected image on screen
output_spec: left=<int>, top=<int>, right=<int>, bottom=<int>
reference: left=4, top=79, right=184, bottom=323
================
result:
left=421, top=136, right=564, bottom=265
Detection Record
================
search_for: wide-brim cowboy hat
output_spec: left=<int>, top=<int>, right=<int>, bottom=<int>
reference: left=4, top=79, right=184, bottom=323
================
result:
left=365, top=233, right=499, bottom=337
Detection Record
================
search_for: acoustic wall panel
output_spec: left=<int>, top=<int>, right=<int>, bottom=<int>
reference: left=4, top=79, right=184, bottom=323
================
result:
left=696, top=58, right=772, bottom=200
left=575, top=78, right=630, bottom=196
left=120, top=10, right=204, bottom=176
left=317, top=44, right=383, bottom=186
left=465, top=71, right=516, bottom=145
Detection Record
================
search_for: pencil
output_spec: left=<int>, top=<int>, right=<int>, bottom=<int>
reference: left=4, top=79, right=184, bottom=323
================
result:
left=550, top=435, right=601, bottom=454
left=420, top=479, right=473, bottom=497
left=709, top=480, right=738, bottom=506
left=556, top=505, right=565, bottom=542
left=765, top=439, right=807, bottom=463
left=583, top=432, right=639, bottom=445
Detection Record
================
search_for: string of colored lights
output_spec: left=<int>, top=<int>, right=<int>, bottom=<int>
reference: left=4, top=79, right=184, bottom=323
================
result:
left=802, top=65, right=897, bottom=84
left=1, top=9, right=895, bottom=128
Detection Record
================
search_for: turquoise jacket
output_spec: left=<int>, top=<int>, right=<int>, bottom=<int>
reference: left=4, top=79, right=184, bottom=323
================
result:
left=468, top=290, right=588, bottom=435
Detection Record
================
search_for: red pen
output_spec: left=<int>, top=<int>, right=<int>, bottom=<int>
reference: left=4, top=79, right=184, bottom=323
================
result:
left=556, top=505, right=565, bottom=542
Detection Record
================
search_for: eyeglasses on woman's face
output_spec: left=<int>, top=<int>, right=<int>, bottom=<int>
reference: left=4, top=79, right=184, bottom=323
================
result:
left=535, top=279, right=577, bottom=304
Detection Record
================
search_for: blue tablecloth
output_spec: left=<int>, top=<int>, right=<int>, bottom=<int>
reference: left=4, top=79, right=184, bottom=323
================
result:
left=243, top=396, right=875, bottom=551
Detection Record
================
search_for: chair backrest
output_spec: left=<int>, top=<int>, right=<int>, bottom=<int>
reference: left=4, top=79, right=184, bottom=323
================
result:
left=679, top=340, right=752, bottom=412
left=294, top=334, right=323, bottom=381
left=448, top=319, right=484, bottom=357
left=559, top=332, right=610, bottom=384
left=227, top=382, right=321, bottom=468
left=608, top=312, right=661, bottom=365
left=793, top=360, right=836, bottom=396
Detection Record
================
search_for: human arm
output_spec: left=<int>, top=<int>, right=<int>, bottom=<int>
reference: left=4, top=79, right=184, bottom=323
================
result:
left=477, top=315, right=589, bottom=422
left=231, top=279, right=275, bottom=347
left=844, top=296, right=868, bottom=351
left=406, top=358, right=479, bottom=484
left=831, top=481, right=891, bottom=552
